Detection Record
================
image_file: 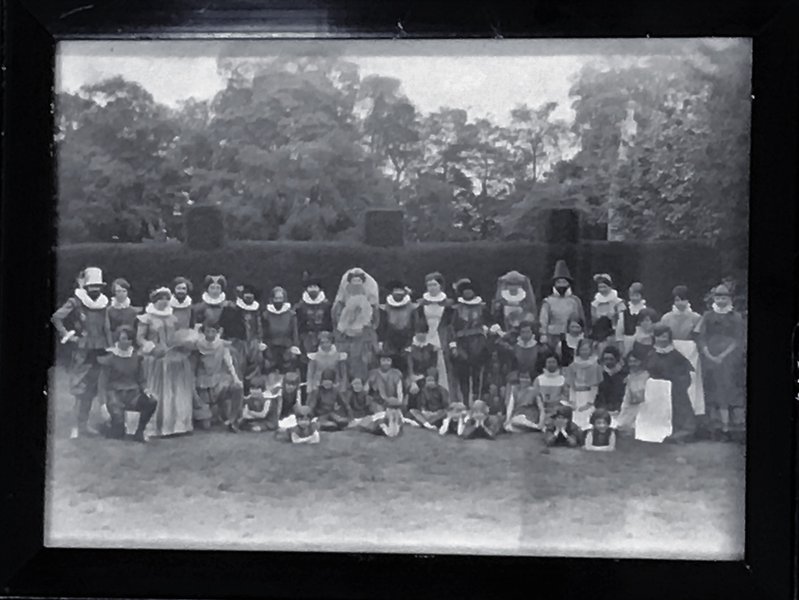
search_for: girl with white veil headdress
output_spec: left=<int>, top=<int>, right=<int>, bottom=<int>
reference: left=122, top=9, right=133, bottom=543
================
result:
left=331, top=267, right=381, bottom=381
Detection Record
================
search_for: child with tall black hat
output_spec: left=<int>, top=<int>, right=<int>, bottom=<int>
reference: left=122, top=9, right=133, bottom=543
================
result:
left=378, top=280, right=417, bottom=374
left=261, top=286, right=301, bottom=373
left=449, top=277, right=490, bottom=405
left=294, top=272, right=332, bottom=365
left=219, top=283, right=266, bottom=388
left=170, top=276, right=194, bottom=330
left=539, top=259, right=586, bottom=351
left=52, top=266, right=112, bottom=439
left=192, top=275, right=231, bottom=329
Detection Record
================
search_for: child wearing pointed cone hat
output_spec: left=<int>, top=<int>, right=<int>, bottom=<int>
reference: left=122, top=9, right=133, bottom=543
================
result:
left=538, top=260, right=586, bottom=349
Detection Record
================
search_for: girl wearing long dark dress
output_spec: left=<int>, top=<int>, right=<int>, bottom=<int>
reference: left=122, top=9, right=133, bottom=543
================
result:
left=644, top=323, right=696, bottom=442
left=694, top=283, right=745, bottom=440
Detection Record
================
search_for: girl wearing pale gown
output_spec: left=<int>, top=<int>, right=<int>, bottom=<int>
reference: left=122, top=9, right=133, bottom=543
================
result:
left=331, top=268, right=380, bottom=382
left=414, top=272, right=456, bottom=393
left=136, top=287, right=196, bottom=437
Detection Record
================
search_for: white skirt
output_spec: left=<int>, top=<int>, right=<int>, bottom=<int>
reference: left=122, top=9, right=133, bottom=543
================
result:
left=635, top=379, right=673, bottom=443
left=672, top=339, right=705, bottom=416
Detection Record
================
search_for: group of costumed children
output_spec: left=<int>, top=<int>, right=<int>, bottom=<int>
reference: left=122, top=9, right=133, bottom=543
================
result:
left=52, top=259, right=745, bottom=447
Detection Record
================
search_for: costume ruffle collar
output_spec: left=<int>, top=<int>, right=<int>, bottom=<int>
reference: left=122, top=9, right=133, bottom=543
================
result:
left=170, top=295, right=192, bottom=309
left=539, top=370, right=565, bottom=383
left=670, top=303, right=694, bottom=314
left=386, top=294, right=411, bottom=308
left=236, top=297, right=260, bottom=312
left=551, top=286, right=573, bottom=297
left=422, top=291, right=447, bottom=304
left=591, top=289, right=621, bottom=308
left=107, top=344, right=134, bottom=358
left=654, top=343, right=675, bottom=354
left=75, top=288, right=109, bottom=310
left=457, top=296, right=483, bottom=306
left=604, top=363, right=624, bottom=376
left=712, top=303, right=733, bottom=314
left=565, top=333, right=584, bottom=349
left=265, top=302, right=292, bottom=315
left=500, top=288, right=527, bottom=304
left=302, top=290, right=327, bottom=305
left=516, top=338, right=538, bottom=349
left=202, top=291, right=226, bottom=306
left=627, top=300, right=646, bottom=315
left=196, top=337, right=226, bottom=355
left=573, top=356, right=597, bottom=367
left=145, top=303, right=174, bottom=317
left=110, top=297, right=131, bottom=310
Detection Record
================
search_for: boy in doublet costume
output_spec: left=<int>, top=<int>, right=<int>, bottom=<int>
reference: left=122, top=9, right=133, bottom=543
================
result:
left=378, top=280, right=417, bottom=375
left=52, top=267, right=111, bottom=439
left=294, top=274, right=332, bottom=371
left=192, top=275, right=230, bottom=329
left=219, top=283, right=266, bottom=387
left=449, top=278, right=490, bottom=405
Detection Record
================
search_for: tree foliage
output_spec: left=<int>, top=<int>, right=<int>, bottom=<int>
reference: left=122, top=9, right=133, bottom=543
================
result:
left=57, top=41, right=750, bottom=255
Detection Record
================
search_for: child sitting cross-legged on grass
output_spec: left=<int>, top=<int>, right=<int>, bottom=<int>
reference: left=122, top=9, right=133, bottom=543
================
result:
left=409, top=367, right=450, bottom=431
left=275, top=404, right=320, bottom=444
left=345, top=376, right=383, bottom=429
left=544, top=405, right=583, bottom=448
left=237, top=373, right=281, bottom=432
left=503, top=370, right=545, bottom=433
left=459, top=399, right=502, bottom=440
left=308, top=369, right=351, bottom=431
left=583, top=408, right=617, bottom=452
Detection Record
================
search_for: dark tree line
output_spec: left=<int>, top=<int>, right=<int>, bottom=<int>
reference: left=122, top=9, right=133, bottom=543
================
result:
left=56, top=41, right=750, bottom=253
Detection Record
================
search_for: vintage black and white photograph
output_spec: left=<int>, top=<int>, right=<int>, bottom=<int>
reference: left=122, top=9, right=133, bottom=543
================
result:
left=46, top=38, right=750, bottom=558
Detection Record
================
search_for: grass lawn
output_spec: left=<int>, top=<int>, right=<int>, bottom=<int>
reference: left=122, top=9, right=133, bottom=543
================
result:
left=45, top=367, right=745, bottom=558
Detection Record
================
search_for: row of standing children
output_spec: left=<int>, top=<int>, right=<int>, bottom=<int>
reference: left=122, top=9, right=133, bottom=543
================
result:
left=52, top=260, right=744, bottom=445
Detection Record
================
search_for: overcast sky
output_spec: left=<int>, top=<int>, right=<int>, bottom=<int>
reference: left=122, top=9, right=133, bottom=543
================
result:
left=56, top=38, right=744, bottom=125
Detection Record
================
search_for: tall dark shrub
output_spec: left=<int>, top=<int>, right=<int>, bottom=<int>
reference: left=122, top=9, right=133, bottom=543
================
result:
left=185, top=205, right=226, bottom=250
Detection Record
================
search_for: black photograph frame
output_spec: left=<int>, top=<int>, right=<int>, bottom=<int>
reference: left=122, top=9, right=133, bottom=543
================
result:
left=1, top=0, right=797, bottom=598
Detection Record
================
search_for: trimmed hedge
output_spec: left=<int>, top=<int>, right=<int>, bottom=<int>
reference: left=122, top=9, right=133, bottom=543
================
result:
left=55, top=240, right=722, bottom=316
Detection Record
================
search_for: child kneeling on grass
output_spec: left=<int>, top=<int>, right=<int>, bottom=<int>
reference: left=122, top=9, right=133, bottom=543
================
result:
left=460, top=399, right=502, bottom=439
left=193, top=322, right=244, bottom=432
left=308, top=369, right=351, bottom=431
left=438, top=401, right=469, bottom=436
left=583, top=408, right=616, bottom=451
left=275, top=404, right=320, bottom=444
left=97, top=325, right=157, bottom=443
left=503, top=370, right=545, bottom=433
left=410, top=367, right=450, bottom=431
left=544, top=405, right=583, bottom=448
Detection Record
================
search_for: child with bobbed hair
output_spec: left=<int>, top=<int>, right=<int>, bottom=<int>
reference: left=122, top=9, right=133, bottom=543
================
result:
left=544, top=405, right=583, bottom=448
left=584, top=408, right=617, bottom=451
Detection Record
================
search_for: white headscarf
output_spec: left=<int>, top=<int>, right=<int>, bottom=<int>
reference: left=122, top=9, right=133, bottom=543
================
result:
left=334, top=268, right=379, bottom=336
left=334, top=268, right=379, bottom=307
